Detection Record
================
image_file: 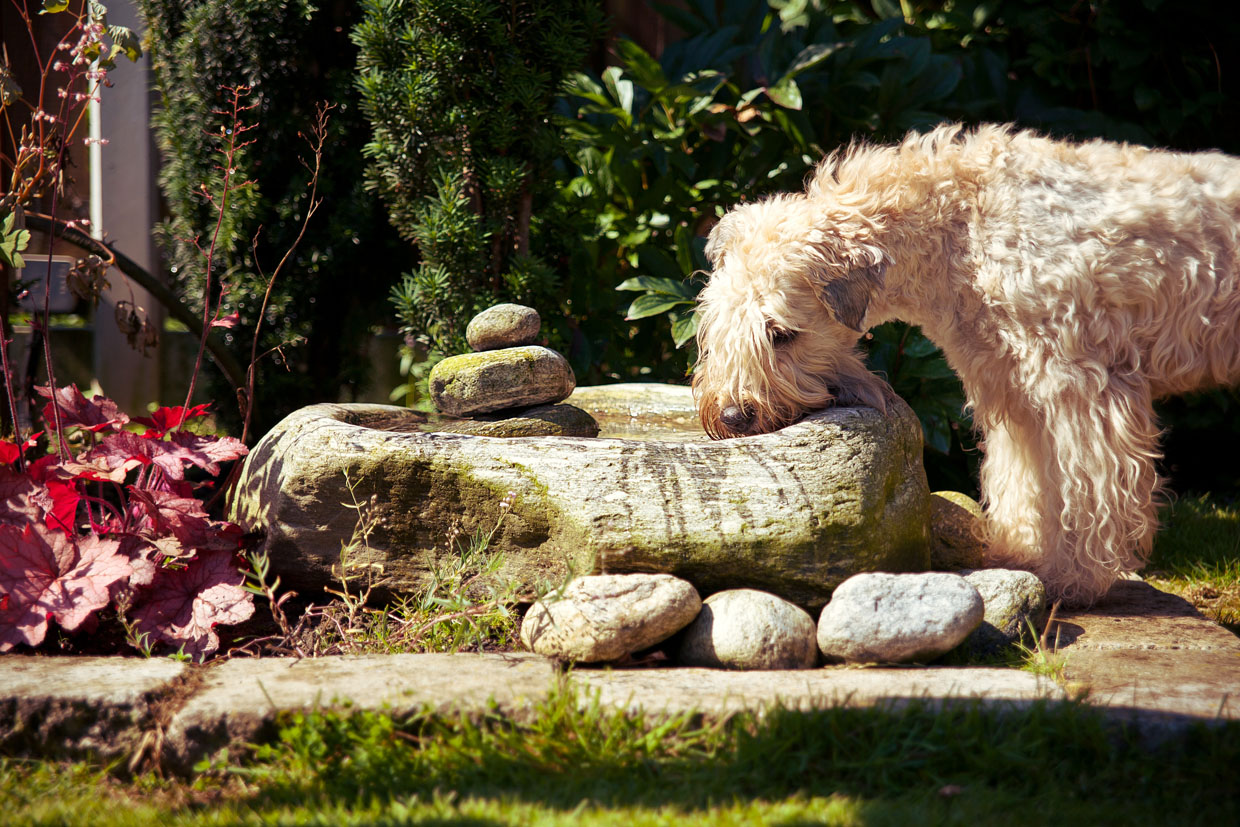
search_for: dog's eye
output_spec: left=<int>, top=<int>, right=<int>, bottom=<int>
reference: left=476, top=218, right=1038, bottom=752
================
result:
left=770, top=327, right=798, bottom=347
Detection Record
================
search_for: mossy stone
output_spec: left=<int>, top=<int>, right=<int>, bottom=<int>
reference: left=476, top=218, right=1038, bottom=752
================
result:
left=227, top=387, right=931, bottom=610
left=930, top=491, right=986, bottom=571
left=429, top=346, right=575, bottom=416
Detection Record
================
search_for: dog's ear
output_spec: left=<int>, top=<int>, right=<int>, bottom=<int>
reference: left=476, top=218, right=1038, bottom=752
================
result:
left=704, top=212, right=740, bottom=267
left=807, top=243, right=887, bottom=332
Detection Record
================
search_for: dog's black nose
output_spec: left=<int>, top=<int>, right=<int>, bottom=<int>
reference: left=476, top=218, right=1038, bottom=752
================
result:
left=720, top=405, right=754, bottom=431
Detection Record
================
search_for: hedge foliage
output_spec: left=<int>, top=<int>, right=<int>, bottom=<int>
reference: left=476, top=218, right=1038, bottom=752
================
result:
left=352, top=0, right=604, bottom=358
left=139, top=0, right=410, bottom=434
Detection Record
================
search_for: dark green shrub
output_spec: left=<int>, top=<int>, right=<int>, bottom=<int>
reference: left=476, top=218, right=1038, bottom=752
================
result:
left=352, top=0, right=604, bottom=358
left=139, top=0, right=410, bottom=436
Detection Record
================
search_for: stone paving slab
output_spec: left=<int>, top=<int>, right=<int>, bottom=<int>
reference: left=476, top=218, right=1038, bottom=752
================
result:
left=0, top=656, right=186, bottom=761
left=165, top=652, right=555, bottom=771
left=1054, top=580, right=1240, bottom=652
left=1063, top=649, right=1240, bottom=720
left=572, top=666, right=1062, bottom=717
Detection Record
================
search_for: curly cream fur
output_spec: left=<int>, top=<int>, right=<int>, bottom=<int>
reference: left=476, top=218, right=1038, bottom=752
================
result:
left=693, top=124, right=1240, bottom=606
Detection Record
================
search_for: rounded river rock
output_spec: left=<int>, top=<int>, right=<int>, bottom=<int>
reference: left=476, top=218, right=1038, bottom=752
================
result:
left=429, top=345, right=575, bottom=417
left=467, top=303, right=541, bottom=352
left=929, top=491, right=986, bottom=571
left=679, top=589, right=818, bottom=670
left=520, top=574, right=701, bottom=663
left=959, top=568, right=1047, bottom=656
left=817, top=572, right=984, bottom=663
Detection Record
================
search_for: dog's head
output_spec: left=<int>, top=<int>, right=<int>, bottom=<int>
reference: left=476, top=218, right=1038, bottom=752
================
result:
left=692, top=195, right=891, bottom=439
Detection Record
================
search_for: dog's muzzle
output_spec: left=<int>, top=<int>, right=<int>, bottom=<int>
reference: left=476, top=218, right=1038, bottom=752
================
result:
left=719, top=404, right=755, bottom=432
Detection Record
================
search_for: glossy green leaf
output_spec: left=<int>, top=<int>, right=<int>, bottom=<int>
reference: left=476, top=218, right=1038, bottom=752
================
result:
left=765, top=78, right=803, bottom=110
left=625, top=293, right=693, bottom=320
left=615, top=38, right=666, bottom=91
left=672, top=312, right=699, bottom=348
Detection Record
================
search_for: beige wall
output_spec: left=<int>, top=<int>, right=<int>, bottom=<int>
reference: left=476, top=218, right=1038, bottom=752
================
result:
left=91, top=0, right=165, bottom=413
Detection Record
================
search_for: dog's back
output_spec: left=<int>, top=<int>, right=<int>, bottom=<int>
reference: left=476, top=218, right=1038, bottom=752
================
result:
left=963, top=129, right=1240, bottom=394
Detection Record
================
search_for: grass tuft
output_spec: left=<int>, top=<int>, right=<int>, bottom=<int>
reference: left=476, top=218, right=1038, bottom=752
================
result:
left=1146, top=494, right=1240, bottom=632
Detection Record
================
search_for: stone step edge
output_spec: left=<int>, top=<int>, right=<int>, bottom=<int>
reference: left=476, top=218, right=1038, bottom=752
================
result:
left=3, top=650, right=1237, bottom=775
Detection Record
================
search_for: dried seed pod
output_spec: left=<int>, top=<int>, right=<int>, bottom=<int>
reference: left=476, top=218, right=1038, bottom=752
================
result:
left=67, top=254, right=109, bottom=304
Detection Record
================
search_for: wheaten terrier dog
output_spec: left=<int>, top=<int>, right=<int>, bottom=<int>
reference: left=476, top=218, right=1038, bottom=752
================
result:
left=693, top=124, right=1240, bottom=606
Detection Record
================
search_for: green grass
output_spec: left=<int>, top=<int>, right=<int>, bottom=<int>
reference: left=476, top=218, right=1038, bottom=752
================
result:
left=3, top=687, right=1238, bottom=825
left=1147, top=494, right=1240, bottom=632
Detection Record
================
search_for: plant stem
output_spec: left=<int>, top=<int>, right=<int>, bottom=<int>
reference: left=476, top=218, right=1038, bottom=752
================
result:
left=240, top=102, right=331, bottom=445
left=179, top=86, right=255, bottom=432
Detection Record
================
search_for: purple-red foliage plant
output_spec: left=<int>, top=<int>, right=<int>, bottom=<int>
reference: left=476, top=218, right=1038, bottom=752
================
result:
left=0, top=389, right=253, bottom=656
left=0, top=5, right=267, bottom=659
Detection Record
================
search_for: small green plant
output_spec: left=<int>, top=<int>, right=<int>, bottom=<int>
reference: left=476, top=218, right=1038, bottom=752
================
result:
left=397, top=491, right=521, bottom=653
left=1013, top=602, right=1069, bottom=685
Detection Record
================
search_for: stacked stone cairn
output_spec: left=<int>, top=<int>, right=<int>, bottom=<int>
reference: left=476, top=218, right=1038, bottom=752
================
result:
left=427, top=304, right=600, bottom=438
left=520, top=492, right=1049, bottom=668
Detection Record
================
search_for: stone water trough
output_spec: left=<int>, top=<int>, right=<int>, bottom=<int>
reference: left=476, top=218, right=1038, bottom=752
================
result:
left=227, top=384, right=931, bottom=610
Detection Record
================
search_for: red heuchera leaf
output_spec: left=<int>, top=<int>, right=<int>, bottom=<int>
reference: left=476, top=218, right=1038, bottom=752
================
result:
left=130, top=549, right=254, bottom=656
left=164, top=432, right=248, bottom=477
left=0, top=468, right=48, bottom=525
left=42, top=478, right=80, bottom=534
left=0, top=433, right=37, bottom=466
left=15, top=452, right=84, bottom=535
left=117, top=536, right=159, bottom=586
left=75, top=431, right=156, bottom=481
left=0, top=459, right=79, bottom=534
left=0, top=524, right=130, bottom=651
left=128, top=488, right=244, bottom=554
left=77, top=430, right=247, bottom=485
left=80, top=431, right=246, bottom=483
left=36, top=384, right=130, bottom=433
left=132, top=404, right=212, bottom=435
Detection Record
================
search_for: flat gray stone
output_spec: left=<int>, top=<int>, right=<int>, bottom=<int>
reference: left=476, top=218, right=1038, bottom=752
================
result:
left=521, top=574, right=701, bottom=662
left=1053, top=578, right=1240, bottom=652
left=817, top=572, right=985, bottom=663
left=961, top=569, right=1047, bottom=656
left=164, top=652, right=553, bottom=771
left=429, top=346, right=575, bottom=416
left=1, top=578, right=1235, bottom=771
left=930, top=491, right=986, bottom=570
left=0, top=656, right=185, bottom=760
left=467, top=303, right=541, bottom=351
left=573, top=666, right=1063, bottom=717
left=227, top=386, right=931, bottom=611
left=431, top=403, right=599, bottom=438
left=1062, top=649, right=1240, bottom=721
left=679, top=589, right=817, bottom=670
